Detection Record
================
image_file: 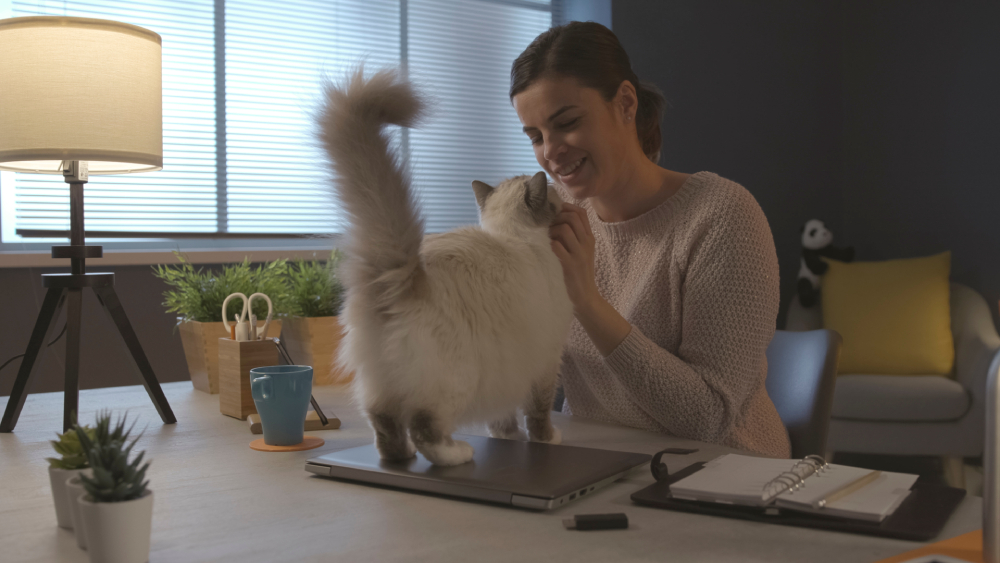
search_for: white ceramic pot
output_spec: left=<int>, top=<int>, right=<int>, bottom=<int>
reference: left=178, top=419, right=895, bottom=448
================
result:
left=78, top=490, right=153, bottom=563
left=48, top=466, right=87, bottom=529
left=65, top=476, right=90, bottom=549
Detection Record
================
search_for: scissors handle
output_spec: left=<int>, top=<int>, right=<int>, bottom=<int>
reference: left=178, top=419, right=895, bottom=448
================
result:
left=248, top=293, right=274, bottom=340
left=222, top=293, right=248, bottom=331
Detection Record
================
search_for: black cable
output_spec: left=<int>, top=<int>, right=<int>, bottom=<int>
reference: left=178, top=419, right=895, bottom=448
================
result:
left=0, top=322, right=69, bottom=374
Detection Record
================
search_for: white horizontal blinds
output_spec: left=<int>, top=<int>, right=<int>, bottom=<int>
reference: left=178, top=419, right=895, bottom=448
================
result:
left=224, top=0, right=400, bottom=234
left=10, top=0, right=218, bottom=235
left=407, top=0, right=550, bottom=232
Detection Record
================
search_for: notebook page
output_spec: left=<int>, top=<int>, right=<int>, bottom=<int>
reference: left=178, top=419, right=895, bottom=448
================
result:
left=774, top=471, right=918, bottom=522
left=669, top=454, right=800, bottom=506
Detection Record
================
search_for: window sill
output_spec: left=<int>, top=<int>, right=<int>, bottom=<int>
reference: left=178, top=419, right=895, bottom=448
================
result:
left=0, top=247, right=335, bottom=268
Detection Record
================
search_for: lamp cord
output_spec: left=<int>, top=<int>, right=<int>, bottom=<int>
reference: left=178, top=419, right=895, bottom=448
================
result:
left=0, top=322, right=68, bottom=374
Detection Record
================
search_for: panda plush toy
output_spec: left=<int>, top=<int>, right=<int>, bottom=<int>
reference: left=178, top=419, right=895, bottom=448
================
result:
left=798, top=219, right=855, bottom=308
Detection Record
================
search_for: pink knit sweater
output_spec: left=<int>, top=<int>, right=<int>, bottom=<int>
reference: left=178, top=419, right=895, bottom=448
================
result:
left=557, top=171, right=791, bottom=458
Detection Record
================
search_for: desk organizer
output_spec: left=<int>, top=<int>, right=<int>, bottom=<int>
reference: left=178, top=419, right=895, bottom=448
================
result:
left=218, top=337, right=278, bottom=420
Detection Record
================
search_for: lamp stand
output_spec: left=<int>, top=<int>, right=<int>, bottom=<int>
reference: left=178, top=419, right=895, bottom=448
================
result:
left=0, top=161, right=176, bottom=432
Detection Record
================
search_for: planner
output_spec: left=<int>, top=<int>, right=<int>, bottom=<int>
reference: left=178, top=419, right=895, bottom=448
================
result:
left=668, top=453, right=918, bottom=522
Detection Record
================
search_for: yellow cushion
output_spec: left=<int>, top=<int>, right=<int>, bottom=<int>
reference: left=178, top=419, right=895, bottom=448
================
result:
left=822, top=252, right=953, bottom=375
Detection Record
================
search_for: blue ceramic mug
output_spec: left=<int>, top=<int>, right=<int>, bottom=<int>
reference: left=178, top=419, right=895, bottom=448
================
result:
left=250, top=365, right=313, bottom=446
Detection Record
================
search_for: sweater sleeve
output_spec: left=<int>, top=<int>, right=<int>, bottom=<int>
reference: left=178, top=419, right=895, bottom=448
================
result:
left=602, top=186, right=780, bottom=445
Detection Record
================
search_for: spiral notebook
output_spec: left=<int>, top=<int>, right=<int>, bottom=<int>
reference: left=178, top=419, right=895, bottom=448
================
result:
left=668, top=453, right=918, bottom=522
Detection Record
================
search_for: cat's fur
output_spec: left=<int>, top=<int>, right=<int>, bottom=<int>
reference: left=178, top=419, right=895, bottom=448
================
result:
left=317, top=68, right=573, bottom=466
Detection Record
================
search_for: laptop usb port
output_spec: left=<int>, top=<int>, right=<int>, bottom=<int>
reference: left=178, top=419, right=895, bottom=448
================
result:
left=569, top=493, right=577, bottom=500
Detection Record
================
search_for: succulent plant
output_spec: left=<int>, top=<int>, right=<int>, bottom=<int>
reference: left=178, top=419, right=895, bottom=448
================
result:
left=46, top=424, right=96, bottom=470
left=74, top=411, right=150, bottom=503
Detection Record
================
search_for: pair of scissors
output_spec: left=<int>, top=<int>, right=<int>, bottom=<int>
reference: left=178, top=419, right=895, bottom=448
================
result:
left=222, top=292, right=274, bottom=340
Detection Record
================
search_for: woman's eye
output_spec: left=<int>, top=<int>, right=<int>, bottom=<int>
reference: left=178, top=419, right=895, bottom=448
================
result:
left=556, top=117, right=580, bottom=129
left=530, top=135, right=542, bottom=145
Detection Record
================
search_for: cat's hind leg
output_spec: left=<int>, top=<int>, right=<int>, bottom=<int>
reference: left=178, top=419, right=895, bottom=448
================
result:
left=525, top=381, right=561, bottom=444
left=488, top=411, right=527, bottom=441
left=368, top=411, right=416, bottom=461
left=410, top=410, right=474, bottom=466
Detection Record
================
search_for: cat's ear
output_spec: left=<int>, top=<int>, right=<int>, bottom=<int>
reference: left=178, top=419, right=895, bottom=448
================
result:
left=524, top=171, right=548, bottom=210
left=472, top=180, right=494, bottom=210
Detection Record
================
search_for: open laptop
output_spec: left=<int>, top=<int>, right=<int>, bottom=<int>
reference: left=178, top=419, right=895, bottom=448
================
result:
left=305, top=434, right=651, bottom=510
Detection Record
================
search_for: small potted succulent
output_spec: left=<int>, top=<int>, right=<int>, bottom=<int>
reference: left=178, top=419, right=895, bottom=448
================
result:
left=153, top=253, right=294, bottom=393
left=280, top=251, right=353, bottom=385
left=74, top=411, right=153, bottom=563
left=46, top=423, right=95, bottom=530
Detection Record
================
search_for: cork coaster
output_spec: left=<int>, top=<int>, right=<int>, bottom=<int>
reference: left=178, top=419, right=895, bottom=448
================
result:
left=249, top=436, right=325, bottom=452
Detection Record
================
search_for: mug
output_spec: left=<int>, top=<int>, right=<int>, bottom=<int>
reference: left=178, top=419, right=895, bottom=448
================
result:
left=250, top=365, right=313, bottom=446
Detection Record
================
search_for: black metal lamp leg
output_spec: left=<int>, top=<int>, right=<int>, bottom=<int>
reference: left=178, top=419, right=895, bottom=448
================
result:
left=94, top=285, right=176, bottom=425
left=63, top=289, right=83, bottom=432
left=0, top=288, right=66, bottom=432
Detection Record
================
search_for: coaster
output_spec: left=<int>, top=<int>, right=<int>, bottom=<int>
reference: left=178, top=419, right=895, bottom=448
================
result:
left=250, top=435, right=325, bottom=452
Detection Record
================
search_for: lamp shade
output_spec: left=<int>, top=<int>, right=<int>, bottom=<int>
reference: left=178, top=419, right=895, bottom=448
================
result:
left=0, top=16, right=162, bottom=174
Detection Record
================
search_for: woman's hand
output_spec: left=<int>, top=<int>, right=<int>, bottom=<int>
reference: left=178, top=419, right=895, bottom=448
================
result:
left=549, top=203, right=600, bottom=312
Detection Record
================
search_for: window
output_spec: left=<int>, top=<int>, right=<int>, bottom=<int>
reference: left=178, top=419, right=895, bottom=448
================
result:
left=0, top=0, right=553, bottom=248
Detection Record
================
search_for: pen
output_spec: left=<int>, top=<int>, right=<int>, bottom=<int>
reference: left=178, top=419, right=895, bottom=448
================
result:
left=814, top=470, right=882, bottom=508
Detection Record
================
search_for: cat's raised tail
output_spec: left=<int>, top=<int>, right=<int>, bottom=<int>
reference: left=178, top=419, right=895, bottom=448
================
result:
left=318, top=68, right=425, bottom=310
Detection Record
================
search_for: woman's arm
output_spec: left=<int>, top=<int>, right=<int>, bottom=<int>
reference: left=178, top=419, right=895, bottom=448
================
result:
left=549, top=197, right=780, bottom=444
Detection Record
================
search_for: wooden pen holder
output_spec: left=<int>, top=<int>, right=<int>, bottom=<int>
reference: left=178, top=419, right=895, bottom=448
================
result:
left=218, top=337, right=279, bottom=420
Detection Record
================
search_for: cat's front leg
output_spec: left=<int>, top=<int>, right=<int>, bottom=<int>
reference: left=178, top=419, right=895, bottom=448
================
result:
left=410, top=410, right=475, bottom=466
left=525, top=381, right=562, bottom=444
left=488, top=412, right=527, bottom=441
left=368, top=411, right=417, bottom=461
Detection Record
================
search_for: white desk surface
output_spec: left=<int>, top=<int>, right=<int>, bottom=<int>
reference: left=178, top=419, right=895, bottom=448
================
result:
left=0, top=382, right=981, bottom=563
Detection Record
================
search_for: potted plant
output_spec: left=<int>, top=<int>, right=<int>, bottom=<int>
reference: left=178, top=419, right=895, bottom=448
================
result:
left=46, top=423, right=95, bottom=530
left=280, top=251, right=353, bottom=385
left=153, top=253, right=294, bottom=393
left=74, top=411, right=153, bottom=563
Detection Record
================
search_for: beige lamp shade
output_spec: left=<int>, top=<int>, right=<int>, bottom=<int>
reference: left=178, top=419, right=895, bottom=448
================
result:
left=0, top=16, right=162, bottom=174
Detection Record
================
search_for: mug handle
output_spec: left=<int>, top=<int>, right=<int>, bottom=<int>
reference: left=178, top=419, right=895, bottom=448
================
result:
left=251, top=375, right=272, bottom=401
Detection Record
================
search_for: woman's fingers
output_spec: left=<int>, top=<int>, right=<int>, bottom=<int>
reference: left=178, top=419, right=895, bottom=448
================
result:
left=551, top=203, right=593, bottom=245
left=549, top=223, right=581, bottom=254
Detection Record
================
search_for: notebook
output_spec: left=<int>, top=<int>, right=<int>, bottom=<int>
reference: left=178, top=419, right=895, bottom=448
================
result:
left=668, top=453, right=918, bottom=522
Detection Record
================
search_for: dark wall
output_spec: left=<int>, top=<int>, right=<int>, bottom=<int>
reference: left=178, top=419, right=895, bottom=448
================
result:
left=614, top=0, right=1000, bottom=326
left=840, top=1, right=1000, bottom=317
left=0, top=266, right=198, bottom=397
left=613, top=1, right=844, bottom=327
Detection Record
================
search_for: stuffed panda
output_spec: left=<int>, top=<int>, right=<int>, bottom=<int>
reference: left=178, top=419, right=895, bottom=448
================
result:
left=798, top=219, right=854, bottom=308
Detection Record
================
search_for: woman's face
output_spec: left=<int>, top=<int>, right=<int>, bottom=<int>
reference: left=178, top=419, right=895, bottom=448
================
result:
left=513, top=75, right=634, bottom=200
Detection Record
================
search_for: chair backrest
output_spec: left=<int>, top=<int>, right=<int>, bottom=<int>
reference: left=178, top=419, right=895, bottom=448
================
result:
left=765, top=329, right=842, bottom=459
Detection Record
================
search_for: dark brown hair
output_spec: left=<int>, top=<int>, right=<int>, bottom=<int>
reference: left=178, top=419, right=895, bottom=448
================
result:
left=510, top=21, right=667, bottom=164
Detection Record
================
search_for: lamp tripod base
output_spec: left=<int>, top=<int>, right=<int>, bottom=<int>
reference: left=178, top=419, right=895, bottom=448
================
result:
left=0, top=272, right=176, bottom=432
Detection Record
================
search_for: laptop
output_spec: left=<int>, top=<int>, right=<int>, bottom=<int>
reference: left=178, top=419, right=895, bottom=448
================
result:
left=305, top=434, right=651, bottom=510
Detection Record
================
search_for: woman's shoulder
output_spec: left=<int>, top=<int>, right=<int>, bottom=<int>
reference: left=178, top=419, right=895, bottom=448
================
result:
left=683, top=171, right=769, bottom=226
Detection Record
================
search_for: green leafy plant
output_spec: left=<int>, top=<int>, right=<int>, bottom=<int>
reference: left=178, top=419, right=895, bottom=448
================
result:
left=153, top=252, right=295, bottom=323
left=46, top=424, right=96, bottom=470
left=287, top=250, right=345, bottom=317
left=74, top=411, right=150, bottom=503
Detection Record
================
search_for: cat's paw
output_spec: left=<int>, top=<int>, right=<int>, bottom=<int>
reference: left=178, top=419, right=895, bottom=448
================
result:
left=490, top=427, right=528, bottom=441
left=529, top=425, right=561, bottom=445
left=421, top=439, right=475, bottom=466
left=375, top=437, right=417, bottom=461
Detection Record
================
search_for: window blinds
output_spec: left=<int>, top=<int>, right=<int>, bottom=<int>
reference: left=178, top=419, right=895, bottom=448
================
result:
left=2, top=0, right=551, bottom=242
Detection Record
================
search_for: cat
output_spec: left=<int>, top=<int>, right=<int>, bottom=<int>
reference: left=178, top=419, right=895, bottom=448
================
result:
left=317, top=68, right=573, bottom=466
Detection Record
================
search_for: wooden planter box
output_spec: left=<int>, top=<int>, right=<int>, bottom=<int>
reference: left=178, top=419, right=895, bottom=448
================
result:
left=218, top=337, right=279, bottom=420
left=279, top=316, right=353, bottom=385
left=178, top=319, right=282, bottom=394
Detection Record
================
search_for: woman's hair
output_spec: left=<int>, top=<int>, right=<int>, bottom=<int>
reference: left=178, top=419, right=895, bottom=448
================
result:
left=510, top=21, right=667, bottom=164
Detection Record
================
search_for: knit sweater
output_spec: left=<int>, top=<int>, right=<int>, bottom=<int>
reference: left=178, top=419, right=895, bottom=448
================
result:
left=557, top=171, right=791, bottom=458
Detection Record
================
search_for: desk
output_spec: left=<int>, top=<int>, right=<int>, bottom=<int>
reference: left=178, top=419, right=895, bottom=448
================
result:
left=0, top=383, right=982, bottom=563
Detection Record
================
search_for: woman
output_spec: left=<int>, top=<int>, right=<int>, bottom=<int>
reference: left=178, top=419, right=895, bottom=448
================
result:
left=510, top=22, right=791, bottom=458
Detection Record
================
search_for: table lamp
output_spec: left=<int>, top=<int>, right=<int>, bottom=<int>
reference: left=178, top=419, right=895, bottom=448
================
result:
left=0, top=16, right=175, bottom=432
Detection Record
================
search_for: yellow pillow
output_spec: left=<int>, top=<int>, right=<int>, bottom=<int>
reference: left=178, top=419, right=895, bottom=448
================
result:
left=822, top=252, right=953, bottom=375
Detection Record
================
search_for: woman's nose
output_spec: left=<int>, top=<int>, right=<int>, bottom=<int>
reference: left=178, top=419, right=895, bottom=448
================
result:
left=543, top=137, right=566, bottom=162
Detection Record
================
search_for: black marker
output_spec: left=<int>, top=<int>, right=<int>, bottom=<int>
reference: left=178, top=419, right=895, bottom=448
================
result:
left=562, top=513, right=629, bottom=530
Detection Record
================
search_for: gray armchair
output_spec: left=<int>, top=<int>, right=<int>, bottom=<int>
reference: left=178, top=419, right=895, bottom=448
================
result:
left=785, top=283, right=1000, bottom=487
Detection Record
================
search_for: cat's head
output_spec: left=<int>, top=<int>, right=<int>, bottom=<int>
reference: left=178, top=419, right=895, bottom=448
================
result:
left=472, top=171, right=562, bottom=233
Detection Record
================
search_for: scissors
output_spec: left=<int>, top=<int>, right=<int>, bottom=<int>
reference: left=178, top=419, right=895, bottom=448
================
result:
left=222, top=292, right=274, bottom=340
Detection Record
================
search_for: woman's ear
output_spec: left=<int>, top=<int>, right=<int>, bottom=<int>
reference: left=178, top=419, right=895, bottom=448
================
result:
left=615, top=79, right=638, bottom=124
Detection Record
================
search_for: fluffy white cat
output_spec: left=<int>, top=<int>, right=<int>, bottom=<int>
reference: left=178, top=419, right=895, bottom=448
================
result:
left=317, top=68, right=573, bottom=466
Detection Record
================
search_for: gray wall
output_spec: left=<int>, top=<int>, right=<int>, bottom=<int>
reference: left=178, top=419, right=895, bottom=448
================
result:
left=613, top=0, right=1000, bottom=327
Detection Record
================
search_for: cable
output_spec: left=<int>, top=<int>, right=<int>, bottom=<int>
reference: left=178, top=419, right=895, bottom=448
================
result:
left=0, top=322, right=69, bottom=375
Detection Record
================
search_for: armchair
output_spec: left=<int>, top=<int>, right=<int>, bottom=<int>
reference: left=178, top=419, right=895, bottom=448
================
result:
left=785, top=283, right=1000, bottom=487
